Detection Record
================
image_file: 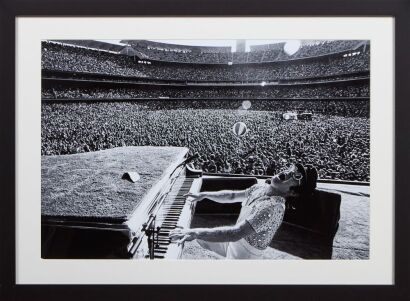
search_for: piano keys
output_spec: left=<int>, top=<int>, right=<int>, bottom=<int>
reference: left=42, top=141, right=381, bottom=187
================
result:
left=153, top=177, right=195, bottom=259
left=128, top=176, right=202, bottom=259
left=41, top=146, right=193, bottom=259
left=41, top=145, right=342, bottom=260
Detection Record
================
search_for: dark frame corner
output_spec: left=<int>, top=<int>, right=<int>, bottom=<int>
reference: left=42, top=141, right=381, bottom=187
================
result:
left=1, top=0, right=409, bottom=300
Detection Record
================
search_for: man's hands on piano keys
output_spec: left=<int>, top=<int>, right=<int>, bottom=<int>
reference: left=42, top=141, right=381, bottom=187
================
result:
left=169, top=228, right=197, bottom=246
left=184, top=192, right=205, bottom=203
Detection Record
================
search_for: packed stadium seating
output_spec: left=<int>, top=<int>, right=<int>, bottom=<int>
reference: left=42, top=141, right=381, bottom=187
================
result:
left=41, top=101, right=369, bottom=181
left=41, top=84, right=369, bottom=101
left=42, top=41, right=370, bottom=82
left=41, top=40, right=370, bottom=181
left=122, top=40, right=365, bottom=64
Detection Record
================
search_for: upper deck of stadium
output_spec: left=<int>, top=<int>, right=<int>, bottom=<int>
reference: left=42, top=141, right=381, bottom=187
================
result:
left=47, top=39, right=369, bottom=65
left=122, top=39, right=368, bottom=65
left=42, top=39, right=370, bottom=85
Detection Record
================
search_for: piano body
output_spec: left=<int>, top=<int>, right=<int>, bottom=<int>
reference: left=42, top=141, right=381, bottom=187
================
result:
left=41, top=146, right=201, bottom=259
left=42, top=146, right=344, bottom=260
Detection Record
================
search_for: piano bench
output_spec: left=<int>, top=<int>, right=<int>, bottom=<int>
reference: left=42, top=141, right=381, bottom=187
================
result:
left=283, top=189, right=341, bottom=241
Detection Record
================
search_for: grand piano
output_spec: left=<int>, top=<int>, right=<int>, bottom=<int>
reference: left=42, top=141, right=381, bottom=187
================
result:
left=41, top=146, right=344, bottom=259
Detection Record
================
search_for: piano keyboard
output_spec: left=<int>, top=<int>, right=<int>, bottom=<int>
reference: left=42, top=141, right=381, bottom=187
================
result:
left=151, top=177, right=195, bottom=259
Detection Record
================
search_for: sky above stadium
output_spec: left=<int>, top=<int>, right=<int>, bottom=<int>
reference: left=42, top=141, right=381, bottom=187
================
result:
left=98, top=39, right=301, bottom=52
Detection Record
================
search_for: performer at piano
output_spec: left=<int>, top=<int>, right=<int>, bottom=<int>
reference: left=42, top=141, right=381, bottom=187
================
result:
left=169, top=163, right=318, bottom=259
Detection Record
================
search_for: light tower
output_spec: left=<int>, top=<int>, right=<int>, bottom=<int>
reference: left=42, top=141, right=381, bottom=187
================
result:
left=236, top=40, right=246, bottom=52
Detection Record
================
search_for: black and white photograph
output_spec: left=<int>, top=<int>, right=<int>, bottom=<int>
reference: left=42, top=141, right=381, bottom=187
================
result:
left=40, top=38, right=370, bottom=260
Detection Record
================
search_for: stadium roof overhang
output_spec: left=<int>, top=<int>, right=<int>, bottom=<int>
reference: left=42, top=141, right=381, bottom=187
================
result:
left=48, top=40, right=129, bottom=53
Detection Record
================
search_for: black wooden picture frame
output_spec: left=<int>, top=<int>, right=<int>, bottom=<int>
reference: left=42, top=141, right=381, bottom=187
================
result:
left=1, top=0, right=409, bottom=300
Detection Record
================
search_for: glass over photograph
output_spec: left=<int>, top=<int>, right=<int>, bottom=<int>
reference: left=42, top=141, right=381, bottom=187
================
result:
left=41, top=39, right=370, bottom=260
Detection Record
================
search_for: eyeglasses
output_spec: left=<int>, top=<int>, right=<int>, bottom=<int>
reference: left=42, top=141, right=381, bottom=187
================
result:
left=277, top=165, right=304, bottom=182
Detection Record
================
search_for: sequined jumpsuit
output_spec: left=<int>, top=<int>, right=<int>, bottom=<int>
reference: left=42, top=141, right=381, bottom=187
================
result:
left=196, top=183, right=285, bottom=259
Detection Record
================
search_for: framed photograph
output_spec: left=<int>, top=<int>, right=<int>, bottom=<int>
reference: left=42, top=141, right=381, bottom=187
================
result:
left=1, top=0, right=409, bottom=300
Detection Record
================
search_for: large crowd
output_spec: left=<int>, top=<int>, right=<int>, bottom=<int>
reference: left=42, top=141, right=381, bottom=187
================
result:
left=131, top=99, right=369, bottom=117
left=41, top=40, right=371, bottom=182
left=41, top=96, right=369, bottom=117
left=41, top=100, right=370, bottom=181
left=123, top=40, right=364, bottom=64
left=289, top=40, right=364, bottom=59
left=43, top=69, right=368, bottom=86
left=134, top=54, right=369, bottom=81
left=42, top=42, right=148, bottom=78
left=42, top=84, right=370, bottom=102
left=42, top=42, right=370, bottom=82
left=122, top=40, right=231, bottom=64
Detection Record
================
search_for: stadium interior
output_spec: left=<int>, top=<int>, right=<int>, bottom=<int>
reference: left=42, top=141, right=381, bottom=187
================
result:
left=40, top=39, right=371, bottom=260
left=41, top=39, right=370, bottom=182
